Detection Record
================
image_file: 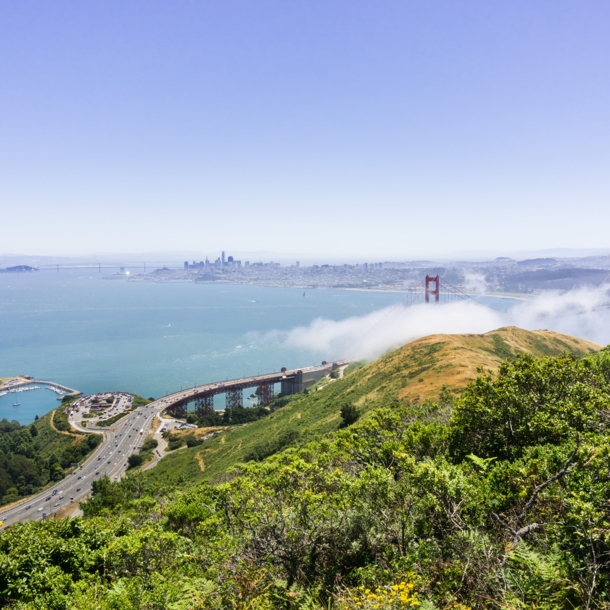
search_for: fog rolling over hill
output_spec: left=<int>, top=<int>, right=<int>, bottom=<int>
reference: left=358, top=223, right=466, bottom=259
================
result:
left=284, top=285, right=610, bottom=361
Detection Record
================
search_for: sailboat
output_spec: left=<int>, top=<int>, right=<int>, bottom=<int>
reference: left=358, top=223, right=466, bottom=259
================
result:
left=13, top=401, right=20, bottom=406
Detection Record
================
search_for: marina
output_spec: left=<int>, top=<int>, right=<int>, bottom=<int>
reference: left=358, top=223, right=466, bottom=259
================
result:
left=0, top=379, right=81, bottom=423
left=0, top=385, right=41, bottom=396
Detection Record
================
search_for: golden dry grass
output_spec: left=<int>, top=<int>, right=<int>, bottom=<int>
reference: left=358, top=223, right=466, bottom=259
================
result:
left=351, top=326, right=600, bottom=406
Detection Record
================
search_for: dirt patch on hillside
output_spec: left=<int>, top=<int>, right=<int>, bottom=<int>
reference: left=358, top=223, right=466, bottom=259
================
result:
left=168, top=426, right=226, bottom=439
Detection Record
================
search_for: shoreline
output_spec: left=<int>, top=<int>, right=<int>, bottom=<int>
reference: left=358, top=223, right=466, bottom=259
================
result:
left=121, top=275, right=531, bottom=300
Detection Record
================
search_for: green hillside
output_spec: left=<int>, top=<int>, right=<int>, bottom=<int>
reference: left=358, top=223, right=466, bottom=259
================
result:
left=3, top=333, right=610, bottom=609
left=144, top=326, right=600, bottom=486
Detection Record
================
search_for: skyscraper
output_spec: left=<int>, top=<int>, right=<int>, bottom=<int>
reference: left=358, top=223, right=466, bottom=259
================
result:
left=222, top=251, right=225, bottom=265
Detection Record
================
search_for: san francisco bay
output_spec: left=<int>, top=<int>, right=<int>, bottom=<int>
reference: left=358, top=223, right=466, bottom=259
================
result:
left=0, top=269, right=518, bottom=423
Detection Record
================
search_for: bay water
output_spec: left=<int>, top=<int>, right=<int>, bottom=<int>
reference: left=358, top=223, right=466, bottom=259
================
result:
left=0, top=270, right=517, bottom=424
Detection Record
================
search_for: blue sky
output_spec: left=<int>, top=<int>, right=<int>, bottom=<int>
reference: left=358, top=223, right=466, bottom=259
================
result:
left=1, top=1, right=609, bottom=259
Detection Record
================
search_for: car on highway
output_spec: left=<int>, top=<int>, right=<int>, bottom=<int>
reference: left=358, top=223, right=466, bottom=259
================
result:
left=25, top=505, right=31, bottom=510
left=76, top=488, right=81, bottom=492
left=45, top=496, right=51, bottom=501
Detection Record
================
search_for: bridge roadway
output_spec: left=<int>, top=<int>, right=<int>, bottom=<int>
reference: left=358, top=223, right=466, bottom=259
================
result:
left=158, top=361, right=347, bottom=413
left=0, top=362, right=343, bottom=528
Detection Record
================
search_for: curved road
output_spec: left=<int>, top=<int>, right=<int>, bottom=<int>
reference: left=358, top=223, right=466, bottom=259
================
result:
left=0, top=363, right=341, bottom=527
left=0, top=403, right=159, bottom=527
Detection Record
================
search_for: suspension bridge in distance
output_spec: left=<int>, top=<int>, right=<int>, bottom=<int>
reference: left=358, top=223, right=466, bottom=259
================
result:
left=400, top=274, right=494, bottom=306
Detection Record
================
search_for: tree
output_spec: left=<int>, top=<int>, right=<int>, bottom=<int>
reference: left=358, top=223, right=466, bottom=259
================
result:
left=127, top=454, right=144, bottom=469
left=339, top=403, right=359, bottom=428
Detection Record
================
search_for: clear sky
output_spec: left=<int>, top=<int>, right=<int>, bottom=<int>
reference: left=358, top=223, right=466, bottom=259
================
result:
left=1, top=1, right=609, bottom=259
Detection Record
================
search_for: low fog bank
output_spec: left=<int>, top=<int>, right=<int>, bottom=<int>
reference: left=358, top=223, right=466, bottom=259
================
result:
left=284, top=287, right=610, bottom=362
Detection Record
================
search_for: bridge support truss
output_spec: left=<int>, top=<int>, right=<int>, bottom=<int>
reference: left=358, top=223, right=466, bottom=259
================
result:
left=256, top=382, right=275, bottom=406
left=225, top=388, right=242, bottom=410
left=166, top=401, right=187, bottom=419
left=194, top=394, right=214, bottom=416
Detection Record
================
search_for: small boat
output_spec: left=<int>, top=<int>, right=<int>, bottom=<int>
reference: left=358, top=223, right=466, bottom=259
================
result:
left=13, top=401, right=19, bottom=406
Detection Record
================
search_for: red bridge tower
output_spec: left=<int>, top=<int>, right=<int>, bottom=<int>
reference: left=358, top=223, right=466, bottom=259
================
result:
left=425, top=275, right=440, bottom=303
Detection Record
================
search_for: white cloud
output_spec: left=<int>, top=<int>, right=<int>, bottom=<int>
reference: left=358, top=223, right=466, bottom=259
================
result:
left=283, top=287, right=610, bottom=361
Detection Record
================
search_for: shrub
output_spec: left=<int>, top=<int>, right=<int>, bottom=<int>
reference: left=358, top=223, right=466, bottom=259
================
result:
left=340, top=403, right=360, bottom=428
left=244, top=430, right=300, bottom=462
left=449, top=354, right=610, bottom=460
left=127, top=454, right=144, bottom=469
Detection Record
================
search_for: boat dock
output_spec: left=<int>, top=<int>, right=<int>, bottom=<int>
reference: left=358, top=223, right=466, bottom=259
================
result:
left=0, top=378, right=81, bottom=400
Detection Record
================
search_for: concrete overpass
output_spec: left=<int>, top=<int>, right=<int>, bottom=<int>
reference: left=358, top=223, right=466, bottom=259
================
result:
left=160, top=361, right=348, bottom=419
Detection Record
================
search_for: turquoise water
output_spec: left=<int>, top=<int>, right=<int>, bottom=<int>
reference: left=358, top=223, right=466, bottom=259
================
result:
left=0, top=270, right=517, bottom=424
left=0, top=385, right=66, bottom=426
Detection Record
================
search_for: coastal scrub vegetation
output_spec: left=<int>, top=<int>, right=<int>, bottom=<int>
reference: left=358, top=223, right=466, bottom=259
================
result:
left=2, top=346, right=610, bottom=608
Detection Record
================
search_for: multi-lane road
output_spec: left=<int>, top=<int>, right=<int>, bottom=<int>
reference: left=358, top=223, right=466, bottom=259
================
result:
left=0, top=402, right=160, bottom=527
left=0, top=363, right=340, bottom=528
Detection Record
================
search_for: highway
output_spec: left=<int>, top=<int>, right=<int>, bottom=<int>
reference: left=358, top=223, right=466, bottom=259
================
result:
left=0, top=403, right=159, bottom=527
left=0, top=362, right=341, bottom=527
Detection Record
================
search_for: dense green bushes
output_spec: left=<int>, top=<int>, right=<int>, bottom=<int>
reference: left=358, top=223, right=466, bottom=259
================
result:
left=2, top=351, right=610, bottom=608
left=244, top=429, right=300, bottom=461
left=449, top=353, right=610, bottom=461
left=51, top=408, right=71, bottom=432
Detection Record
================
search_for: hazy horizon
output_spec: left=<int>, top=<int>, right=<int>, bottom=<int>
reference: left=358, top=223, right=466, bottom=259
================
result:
left=2, top=246, right=610, bottom=268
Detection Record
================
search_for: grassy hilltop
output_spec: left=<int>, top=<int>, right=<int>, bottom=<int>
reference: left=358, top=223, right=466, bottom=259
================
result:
left=144, top=326, right=599, bottom=486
